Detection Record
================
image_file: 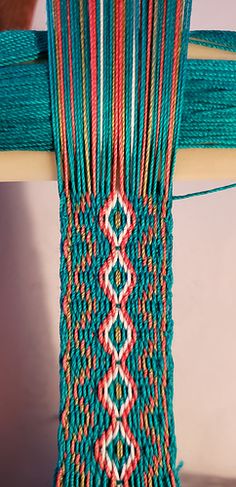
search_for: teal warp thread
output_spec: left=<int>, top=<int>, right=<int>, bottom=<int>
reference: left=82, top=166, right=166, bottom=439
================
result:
left=0, top=30, right=48, bottom=66
left=0, top=63, right=52, bottom=151
left=1, top=30, right=236, bottom=152
left=181, top=59, right=236, bottom=149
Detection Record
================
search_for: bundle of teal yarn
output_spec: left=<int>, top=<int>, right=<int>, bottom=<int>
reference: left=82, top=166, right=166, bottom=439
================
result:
left=1, top=30, right=236, bottom=152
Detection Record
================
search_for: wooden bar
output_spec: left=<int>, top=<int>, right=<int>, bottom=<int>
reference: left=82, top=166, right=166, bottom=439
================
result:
left=0, top=148, right=236, bottom=182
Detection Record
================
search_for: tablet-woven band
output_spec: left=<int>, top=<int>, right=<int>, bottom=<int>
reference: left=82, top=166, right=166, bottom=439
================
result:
left=47, top=1, right=192, bottom=485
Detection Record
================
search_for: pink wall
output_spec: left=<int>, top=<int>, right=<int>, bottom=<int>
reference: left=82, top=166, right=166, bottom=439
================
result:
left=32, top=0, right=236, bottom=31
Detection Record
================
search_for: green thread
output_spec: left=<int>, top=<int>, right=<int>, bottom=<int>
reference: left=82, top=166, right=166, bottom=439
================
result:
left=173, top=182, right=236, bottom=200
left=1, top=31, right=236, bottom=153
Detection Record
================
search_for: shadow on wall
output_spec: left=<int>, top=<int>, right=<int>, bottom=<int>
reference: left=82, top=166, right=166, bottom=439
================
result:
left=181, top=473, right=236, bottom=487
left=0, top=183, right=59, bottom=487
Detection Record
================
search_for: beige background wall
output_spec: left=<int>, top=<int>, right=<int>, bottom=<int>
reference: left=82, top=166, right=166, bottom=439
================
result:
left=0, top=1, right=235, bottom=486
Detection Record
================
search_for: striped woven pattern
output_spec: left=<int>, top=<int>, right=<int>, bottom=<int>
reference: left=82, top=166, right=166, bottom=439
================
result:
left=47, top=0, right=192, bottom=485
left=2, top=30, right=236, bottom=152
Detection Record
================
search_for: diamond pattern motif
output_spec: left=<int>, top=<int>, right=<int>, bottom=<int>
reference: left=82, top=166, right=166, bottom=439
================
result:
left=106, top=428, right=132, bottom=479
left=95, top=192, right=140, bottom=483
left=108, top=315, right=128, bottom=355
left=107, top=255, right=129, bottom=299
left=108, top=197, right=128, bottom=241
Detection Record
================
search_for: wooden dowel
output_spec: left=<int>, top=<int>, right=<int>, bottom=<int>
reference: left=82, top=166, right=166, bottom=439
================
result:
left=0, top=148, right=236, bottom=183
left=188, top=43, right=236, bottom=61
